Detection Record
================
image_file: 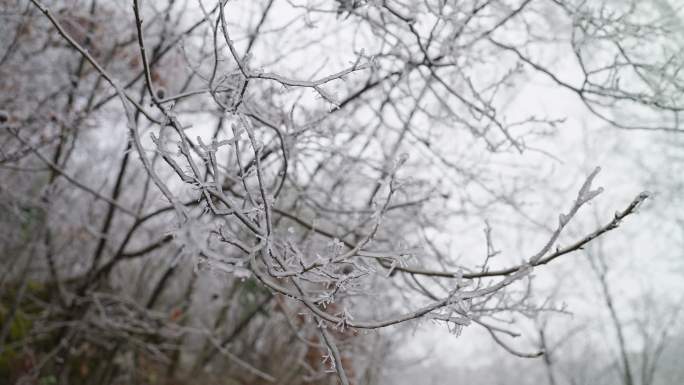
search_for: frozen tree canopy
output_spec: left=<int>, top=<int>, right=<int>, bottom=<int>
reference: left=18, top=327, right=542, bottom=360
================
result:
left=1, top=0, right=683, bottom=384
